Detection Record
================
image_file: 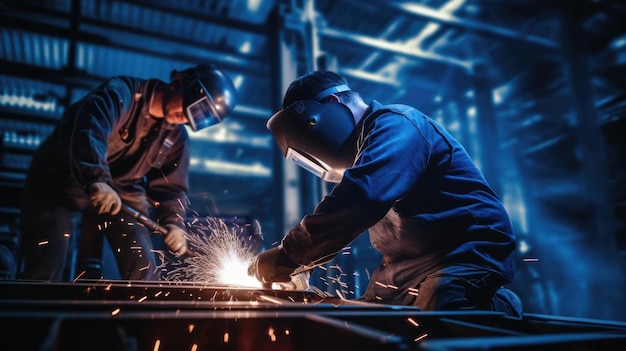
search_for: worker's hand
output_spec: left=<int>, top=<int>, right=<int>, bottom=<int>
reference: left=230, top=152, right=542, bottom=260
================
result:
left=163, top=224, right=188, bottom=256
left=88, top=182, right=122, bottom=215
left=247, top=247, right=299, bottom=286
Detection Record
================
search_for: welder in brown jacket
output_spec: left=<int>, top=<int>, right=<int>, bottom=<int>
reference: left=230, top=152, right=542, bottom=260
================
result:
left=18, top=63, right=237, bottom=281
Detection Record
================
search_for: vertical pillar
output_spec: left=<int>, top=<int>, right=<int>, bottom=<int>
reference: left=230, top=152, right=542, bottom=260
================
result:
left=266, top=0, right=323, bottom=243
left=561, top=7, right=614, bottom=246
left=471, top=64, right=502, bottom=196
left=560, top=5, right=623, bottom=320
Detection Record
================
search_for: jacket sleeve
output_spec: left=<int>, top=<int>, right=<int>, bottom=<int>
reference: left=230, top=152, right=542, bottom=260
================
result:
left=68, top=77, right=132, bottom=188
left=281, top=111, right=432, bottom=266
left=146, top=127, right=191, bottom=228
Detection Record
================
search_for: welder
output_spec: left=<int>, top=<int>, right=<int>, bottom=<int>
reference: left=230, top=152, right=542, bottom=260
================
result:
left=249, top=70, right=523, bottom=317
left=18, top=63, right=237, bottom=281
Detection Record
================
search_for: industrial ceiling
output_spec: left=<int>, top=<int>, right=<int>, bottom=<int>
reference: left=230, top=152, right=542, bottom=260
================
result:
left=1, top=0, right=626, bottom=320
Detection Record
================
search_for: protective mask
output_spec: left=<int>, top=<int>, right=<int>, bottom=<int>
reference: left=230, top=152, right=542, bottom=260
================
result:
left=267, top=100, right=357, bottom=183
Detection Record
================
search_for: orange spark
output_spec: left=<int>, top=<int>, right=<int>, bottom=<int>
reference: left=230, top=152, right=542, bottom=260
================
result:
left=414, top=333, right=428, bottom=342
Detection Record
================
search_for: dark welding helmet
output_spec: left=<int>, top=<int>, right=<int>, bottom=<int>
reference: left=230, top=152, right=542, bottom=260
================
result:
left=180, top=63, right=237, bottom=131
left=267, top=99, right=357, bottom=183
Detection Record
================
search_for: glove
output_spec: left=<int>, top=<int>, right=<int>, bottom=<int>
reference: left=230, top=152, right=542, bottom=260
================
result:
left=247, top=247, right=299, bottom=286
left=163, top=224, right=188, bottom=256
left=276, top=270, right=311, bottom=291
left=88, top=182, right=122, bottom=215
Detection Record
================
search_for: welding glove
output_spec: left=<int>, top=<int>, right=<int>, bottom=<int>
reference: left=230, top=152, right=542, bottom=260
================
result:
left=164, top=224, right=188, bottom=256
left=248, top=246, right=299, bottom=286
left=88, top=182, right=122, bottom=215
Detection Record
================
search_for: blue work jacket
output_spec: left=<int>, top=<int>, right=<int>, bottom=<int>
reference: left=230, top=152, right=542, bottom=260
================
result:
left=282, top=100, right=516, bottom=304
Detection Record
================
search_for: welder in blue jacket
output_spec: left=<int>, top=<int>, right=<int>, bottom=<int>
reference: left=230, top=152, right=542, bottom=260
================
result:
left=18, top=63, right=237, bottom=281
left=249, top=70, right=522, bottom=317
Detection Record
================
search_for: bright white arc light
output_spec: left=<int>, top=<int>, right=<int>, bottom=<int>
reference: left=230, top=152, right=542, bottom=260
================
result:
left=217, top=251, right=262, bottom=288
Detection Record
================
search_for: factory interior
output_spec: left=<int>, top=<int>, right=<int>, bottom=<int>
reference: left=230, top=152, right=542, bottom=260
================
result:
left=1, top=0, right=626, bottom=349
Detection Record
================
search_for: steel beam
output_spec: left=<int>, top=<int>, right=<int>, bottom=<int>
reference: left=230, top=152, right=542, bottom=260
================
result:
left=320, top=26, right=473, bottom=71
left=369, top=0, right=560, bottom=50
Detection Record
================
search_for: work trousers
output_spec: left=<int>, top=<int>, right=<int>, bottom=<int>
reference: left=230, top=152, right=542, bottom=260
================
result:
left=411, top=264, right=523, bottom=318
left=18, top=168, right=160, bottom=281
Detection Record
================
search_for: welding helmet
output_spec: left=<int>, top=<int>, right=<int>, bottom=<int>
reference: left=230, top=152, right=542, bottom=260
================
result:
left=267, top=99, right=357, bottom=183
left=179, top=63, right=237, bottom=131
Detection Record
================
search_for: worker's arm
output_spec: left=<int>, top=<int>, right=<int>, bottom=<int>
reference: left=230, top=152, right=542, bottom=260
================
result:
left=68, top=77, right=133, bottom=187
left=281, top=111, right=430, bottom=267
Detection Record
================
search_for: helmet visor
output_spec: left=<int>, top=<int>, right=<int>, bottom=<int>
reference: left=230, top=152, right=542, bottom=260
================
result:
left=184, top=79, right=222, bottom=131
left=267, top=100, right=356, bottom=183
left=285, top=147, right=344, bottom=183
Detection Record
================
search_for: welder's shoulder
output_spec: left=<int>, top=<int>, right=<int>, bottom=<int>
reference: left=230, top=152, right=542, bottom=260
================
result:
left=368, top=103, right=427, bottom=131
left=98, top=76, right=145, bottom=101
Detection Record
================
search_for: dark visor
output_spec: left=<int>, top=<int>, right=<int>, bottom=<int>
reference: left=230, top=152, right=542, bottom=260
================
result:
left=184, top=78, right=222, bottom=131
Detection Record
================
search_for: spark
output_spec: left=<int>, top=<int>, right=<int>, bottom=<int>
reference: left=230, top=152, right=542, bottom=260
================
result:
left=414, top=333, right=428, bottom=342
left=153, top=339, right=161, bottom=351
left=112, top=308, right=121, bottom=316
left=523, top=257, right=539, bottom=262
left=165, top=216, right=261, bottom=287
left=268, top=327, right=277, bottom=342
left=329, top=264, right=343, bottom=272
left=407, top=317, right=420, bottom=327
left=335, top=289, right=345, bottom=300
left=73, top=271, right=85, bottom=282
left=223, top=332, right=229, bottom=343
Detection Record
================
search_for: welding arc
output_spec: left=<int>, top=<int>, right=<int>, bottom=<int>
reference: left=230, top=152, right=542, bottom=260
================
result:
left=120, top=203, right=197, bottom=257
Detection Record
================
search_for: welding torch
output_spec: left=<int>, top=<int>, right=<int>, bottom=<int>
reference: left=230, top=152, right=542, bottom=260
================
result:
left=120, top=203, right=197, bottom=257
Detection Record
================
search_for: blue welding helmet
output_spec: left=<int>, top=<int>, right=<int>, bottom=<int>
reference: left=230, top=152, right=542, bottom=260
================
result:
left=181, top=63, right=237, bottom=131
left=267, top=100, right=357, bottom=183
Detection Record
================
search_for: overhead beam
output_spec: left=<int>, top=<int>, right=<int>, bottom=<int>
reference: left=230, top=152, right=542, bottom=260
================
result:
left=232, top=104, right=273, bottom=119
left=320, top=27, right=473, bottom=71
left=0, top=14, right=265, bottom=75
left=124, top=0, right=270, bottom=35
left=368, top=0, right=560, bottom=50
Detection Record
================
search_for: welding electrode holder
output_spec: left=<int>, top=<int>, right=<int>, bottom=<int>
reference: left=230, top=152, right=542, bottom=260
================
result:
left=120, top=203, right=197, bottom=257
left=120, top=203, right=167, bottom=234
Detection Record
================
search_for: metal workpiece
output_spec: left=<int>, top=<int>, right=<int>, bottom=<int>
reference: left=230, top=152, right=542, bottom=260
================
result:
left=1, top=280, right=626, bottom=351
